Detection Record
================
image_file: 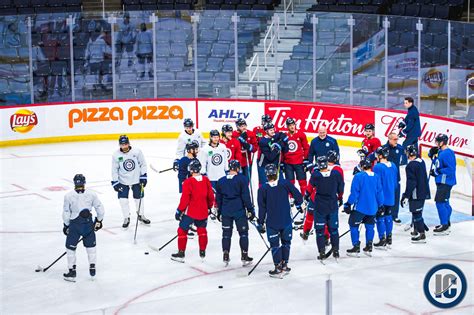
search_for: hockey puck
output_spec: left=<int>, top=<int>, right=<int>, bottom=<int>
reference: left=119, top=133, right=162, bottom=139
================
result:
left=144, top=252, right=149, bottom=255
left=218, top=285, right=223, bottom=289
left=35, top=269, right=40, bottom=272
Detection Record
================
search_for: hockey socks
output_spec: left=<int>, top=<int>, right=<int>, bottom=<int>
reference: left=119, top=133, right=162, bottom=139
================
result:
left=303, top=212, right=314, bottom=233
left=177, top=227, right=188, bottom=251
left=298, top=180, right=307, bottom=196
left=197, top=227, right=208, bottom=251
left=436, top=202, right=450, bottom=225
left=365, top=224, right=375, bottom=242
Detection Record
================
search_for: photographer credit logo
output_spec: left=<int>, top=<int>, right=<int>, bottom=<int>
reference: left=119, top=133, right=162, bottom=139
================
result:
left=423, top=264, right=467, bottom=309
left=10, top=109, right=38, bottom=133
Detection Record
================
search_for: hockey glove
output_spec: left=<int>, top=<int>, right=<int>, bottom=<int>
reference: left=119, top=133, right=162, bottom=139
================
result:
left=397, top=120, right=406, bottom=130
left=277, top=132, right=289, bottom=143
left=175, top=209, right=184, bottom=221
left=256, top=222, right=266, bottom=234
left=111, top=181, right=124, bottom=192
left=430, top=169, right=438, bottom=177
left=428, top=147, right=439, bottom=159
left=343, top=202, right=352, bottom=214
left=63, top=224, right=69, bottom=236
left=217, top=210, right=222, bottom=222
left=94, top=219, right=103, bottom=231
left=173, top=159, right=180, bottom=172
left=338, top=197, right=343, bottom=207
left=139, top=173, right=147, bottom=187
left=246, top=207, right=256, bottom=221
left=295, top=204, right=304, bottom=214
left=271, top=142, right=281, bottom=152
left=239, top=138, right=251, bottom=151
left=304, top=192, right=312, bottom=204
left=400, top=194, right=408, bottom=208
left=398, top=129, right=406, bottom=138
left=376, top=206, right=385, bottom=216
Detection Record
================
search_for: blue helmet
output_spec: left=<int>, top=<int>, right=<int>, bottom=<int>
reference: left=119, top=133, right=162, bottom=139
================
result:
left=263, top=122, right=275, bottom=132
left=317, top=156, right=328, bottom=170
left=188, top=159, right=202, bottom=173
left=327, top=150, right=339, bottom=163
left=435, top=133, right=448, bottom=146
left=406, top=144, right=418, bottom=157
left=375, top=146, right=389, bottom=159
left=183, top=118, right=194, bottom=128
left=186, top=140, right=199, bottom=152
left=235, top=118, right=247, bottom=127
left=222, top=124, right=233, bottom=134
left=210, top=129, right=220, bottom=138
left=359, top=158, right=372, bottom=170
left=228, top=159, right=241, bottom=171
left=119, top=135, right=129, bottom=145
left=264, top=164, right=278, bottom=177
left=261, top=114, right=272, bottom=125
left=73, top=174, right=86, bottom=187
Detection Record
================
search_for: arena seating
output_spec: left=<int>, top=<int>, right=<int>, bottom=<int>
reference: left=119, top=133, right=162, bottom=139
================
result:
left=0, top=0, right=82, bottom=15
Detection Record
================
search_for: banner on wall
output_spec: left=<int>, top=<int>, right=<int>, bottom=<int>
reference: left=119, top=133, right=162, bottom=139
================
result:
left=265, top=101, right=375, bottom=141
left=197, top=100, right=264, bottom=132
left=0, top=100, right=197, bottom=142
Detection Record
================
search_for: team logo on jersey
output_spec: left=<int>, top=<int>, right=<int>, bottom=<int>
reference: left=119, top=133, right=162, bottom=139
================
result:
left=326, top=142, right=330, bottom=147
left=396, top=149, right=399, bottom=154
left=423, top=264, right=467, bottom=309
left=225, top=148, right=232, bottom=160
left=288, top=140, right=297, bottom=153
left=10, top=109, right=38, bottom=133
left=123, top=159, right=136, bottom=171
left=211, top=153, right=223, bottom=166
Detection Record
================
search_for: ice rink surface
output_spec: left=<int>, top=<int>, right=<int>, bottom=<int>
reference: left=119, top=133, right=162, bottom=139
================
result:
left=1, top=139, right=472, bottom=315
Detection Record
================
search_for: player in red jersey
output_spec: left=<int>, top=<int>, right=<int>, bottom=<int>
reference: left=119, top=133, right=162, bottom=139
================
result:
left=171, top=159, right=215, bottom=262
left=233, top=118, right=258, bottom=180
left=361, top=123, right=382, bottom=155
left=282, top=117, right=309, bottom=195
left=221, top=124, right=242, bottom=164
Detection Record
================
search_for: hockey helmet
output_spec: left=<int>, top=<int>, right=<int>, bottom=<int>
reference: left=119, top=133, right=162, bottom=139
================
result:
left=228, top=159, right=241, bottom=172
left=188, top=159, right=202, bottom=173
left=222, top=124, right=233, bottom=134
left=364, top=123, right=375, bottom=131
left=119, top=135, right=129, bottom=145
left=235, top=118, right=247, bottom=127
left=73, top=174, right=86, bottom=187
left=261, top=114, right=272, bottom=125
left=405, top=144, right=418, bottom=157
left=183, top=118, right=194, bottom=128
left=263, top=122, right=275, bottom=132
left=285, top=117, right=296, bottom=126
left=209, top=129, right=220, bottom=138
left=435, top=133, right=448, bottom=146
left=317, top=156, right=329, bottom=170
left=359, top=158, right=372, bottom=170
left=327, top=150, right=339, bottom=163
left=264, top=164, right=278, bottom=177
left=375, top=146, right=389, bottom=159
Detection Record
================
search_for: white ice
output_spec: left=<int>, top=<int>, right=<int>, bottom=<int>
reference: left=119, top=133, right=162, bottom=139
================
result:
left=0, top=139, right=472, bottom=314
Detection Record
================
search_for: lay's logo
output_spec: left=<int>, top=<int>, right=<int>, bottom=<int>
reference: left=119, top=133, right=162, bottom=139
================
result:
left=10, top=109, right=38, bottom=133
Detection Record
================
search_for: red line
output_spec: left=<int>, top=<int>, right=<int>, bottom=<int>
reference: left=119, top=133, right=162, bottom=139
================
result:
left=189, top=265, right=209, bottom=275
left=385, top=303, right=416, bottom=315
left=195, top=99, right=199, bottom=129
left=0, top=193, right=51, bottom=200
left=421, top=304, right=474, bottom=314
left=102, top=228, right=117, bottom=235
left=113, top=266, right=241, bottom=315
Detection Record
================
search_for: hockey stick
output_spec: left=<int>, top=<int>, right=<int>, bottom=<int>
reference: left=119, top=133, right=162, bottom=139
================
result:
left=35, top=228, right=95, bottom=272
left=150, top=164, right=174, bottom=174
left=323, top=228, right=350, bottom=259
left=244, top=151, right=255, bottom=205
left=248, top=211, right=299, bottom=276
left=249, top=219, right=270, bottom=249
left=133, top=184, right=144, bottom=244
left=150, top=234, right=179, bottom=252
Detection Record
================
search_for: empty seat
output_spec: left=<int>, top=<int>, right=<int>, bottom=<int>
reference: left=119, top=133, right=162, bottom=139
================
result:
left=405, top=4, right=421, bottom=16
left=282, top=59, right=299, bottom=74
left=207, top=57, right=223, bottom=72
left=171, top=43, right=187, bottom=57
left=168, top=57, right=184, bottom=72
left=197, top=43, right=212, bottom=57
left=419, top=4, right=435, bottom=17
left=199, top=30, right=218, bottom=42
left=292, top=45, right=309, bottom=59
left=298, top=60, right=313, bottom=75
left=222, top=58, right=235, bottom=73
left=434, top=5, right=449, bottom=19
left=211, top=43, right=230, bottom=58
left=156, top=58, right=168, bottom=72
left=156, top=44, right=170, bottom=57
left=218, top=30, right=234, bottom=43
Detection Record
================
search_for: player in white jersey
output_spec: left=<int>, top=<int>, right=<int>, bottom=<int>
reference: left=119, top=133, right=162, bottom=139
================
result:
left=111, top=135, right=150, bottom=228
left=63, top=174, right=104, bottom=282
left=173, top=118, right=206, bottom=170
left=198, top=129, right=229, bottom=188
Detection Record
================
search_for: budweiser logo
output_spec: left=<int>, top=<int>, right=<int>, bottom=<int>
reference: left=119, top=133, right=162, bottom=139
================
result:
left=380, top=114, right=469, bottom=149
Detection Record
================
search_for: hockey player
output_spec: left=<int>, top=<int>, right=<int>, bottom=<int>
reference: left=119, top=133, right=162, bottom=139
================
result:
left=173, top=118, right=206, bottom=171
left=233, top=118, right=258, bottom=180
left=172, top=159, right=215, bottom=262
left=401, top=145, right=430, bottom=243
left=361, top=124, right=382, bottom=155
left=398, top=97, right=421, bottom=164
left=220, top=124, right=243, bottom=166
left=372, top=147, right=398, bottom=249
left=111, top=135, right=150, bottom=228
left=253, top=114, right=273, bottom=144
left=257, top=164, right=304, bottom=277
left=353, top=149, right=368, bottom=175
left=429, top=134, right=457, bottom=235
left=308, top=156, right=344, bottom=261
left=382, top=132, right=404, bottom=223
left=282, top=117, right=309, bottom=195
left=63, top=174, right=104, bottom=282
left=307, top=126, right=339, bottom=171
left=343, top=158, right=384, bottom=257
left=301, top=151, right=343, bottom=243
left=177, top=140, right=199, bottom=193
left=198, top=129, right=229, bottom=189
left=215, top=160, right=255, bottom=266
left=257, top=122, right=289, bottom=185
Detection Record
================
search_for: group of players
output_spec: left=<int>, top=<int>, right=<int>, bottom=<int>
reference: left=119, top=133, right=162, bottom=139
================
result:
left=61, top=97, right=457, bottom=280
